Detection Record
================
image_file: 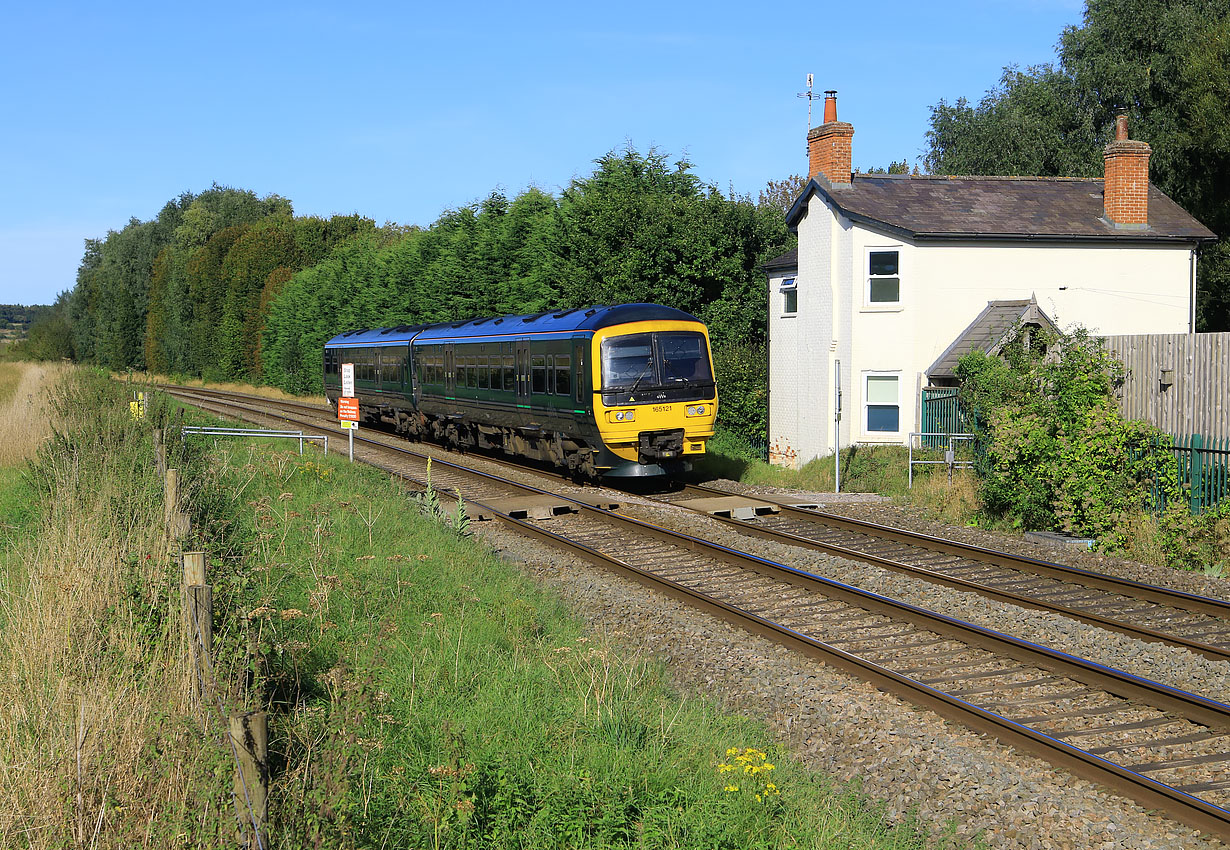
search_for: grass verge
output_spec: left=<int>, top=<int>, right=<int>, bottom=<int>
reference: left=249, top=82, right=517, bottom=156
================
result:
left=196, top=442, right=947, bottom=846
left=0, top=368, right=229, bottom=848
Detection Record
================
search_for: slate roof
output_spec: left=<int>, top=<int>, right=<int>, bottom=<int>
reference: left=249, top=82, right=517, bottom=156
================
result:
left=927, top=298, right=1060, bottom=379
left=761, top=246, right=798, bottom=272
left=785, top=175, right=1217, bottom=243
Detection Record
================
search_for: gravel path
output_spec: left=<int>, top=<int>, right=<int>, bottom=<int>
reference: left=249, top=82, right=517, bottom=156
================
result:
left=470, top=482, right=1230, bottom=849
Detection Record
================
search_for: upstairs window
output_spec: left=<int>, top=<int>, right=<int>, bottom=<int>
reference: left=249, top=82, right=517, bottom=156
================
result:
left=780, top=277, right=797, bottom=315
left=867, top=250, right=900, bottom=304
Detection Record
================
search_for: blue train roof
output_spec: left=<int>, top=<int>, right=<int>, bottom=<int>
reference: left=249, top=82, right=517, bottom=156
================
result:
left=324, top=304, right=702, bottom=348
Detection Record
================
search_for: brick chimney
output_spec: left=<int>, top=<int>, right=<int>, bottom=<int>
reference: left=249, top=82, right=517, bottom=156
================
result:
left=1103, top=115, right=1151, bottom=228
left=807, top=90, right=854, bottom=186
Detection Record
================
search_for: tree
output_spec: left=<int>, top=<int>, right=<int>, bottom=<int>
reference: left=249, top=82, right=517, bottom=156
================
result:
left=757, top=175, right=808, bottom=216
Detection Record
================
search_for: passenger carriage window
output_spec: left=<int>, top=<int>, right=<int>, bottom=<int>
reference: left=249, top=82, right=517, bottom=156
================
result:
left=503, top=354, right=514, bottom=392
left=531, top=355, right=546, bottom=394
left=466, top=356, right=477, bottom=389
left=478, top=355, right=489, bottom=389
left=556, top=354, right=571, bottom=397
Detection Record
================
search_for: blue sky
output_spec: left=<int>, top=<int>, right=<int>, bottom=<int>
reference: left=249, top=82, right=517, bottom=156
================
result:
left=0, top=0, right=1084, bottom=306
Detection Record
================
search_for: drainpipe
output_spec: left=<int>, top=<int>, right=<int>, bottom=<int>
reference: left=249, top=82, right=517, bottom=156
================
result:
left=1189, top=248, right=1197, bottom=334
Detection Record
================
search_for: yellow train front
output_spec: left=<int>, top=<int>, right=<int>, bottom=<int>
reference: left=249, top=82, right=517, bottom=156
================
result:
left=324, top=303, right=717, bottom=478
left=588, top=308, right=718, bottom=477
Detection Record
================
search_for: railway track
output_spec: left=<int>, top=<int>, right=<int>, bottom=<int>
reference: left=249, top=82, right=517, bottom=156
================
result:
left=168, top=385, right=1230, bottom=665
left=161, top=384, right=1230, bottom=840
left=655, top=483, right=1230, bottom=665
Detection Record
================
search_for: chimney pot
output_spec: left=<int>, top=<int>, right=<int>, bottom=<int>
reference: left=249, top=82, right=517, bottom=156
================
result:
left=823, top=91, right=838, bottom=124
left=1115, top=114, right=1129, bottom=141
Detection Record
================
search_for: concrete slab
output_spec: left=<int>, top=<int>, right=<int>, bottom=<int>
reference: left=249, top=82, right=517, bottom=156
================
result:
left=472, top=494, right=619, bottom=521
left=1024, top=530, right=1097, bottom=550
left=676, top=496, right=781, bottom=519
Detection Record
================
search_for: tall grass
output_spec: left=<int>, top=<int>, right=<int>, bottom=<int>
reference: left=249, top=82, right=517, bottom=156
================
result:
left=0, top=370, right=231, bottom=848
left=0, top=361, right=72, bottom=466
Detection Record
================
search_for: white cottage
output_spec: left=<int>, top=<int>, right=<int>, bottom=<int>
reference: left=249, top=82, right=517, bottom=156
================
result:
left=765, top=92, right=1216, bottom=468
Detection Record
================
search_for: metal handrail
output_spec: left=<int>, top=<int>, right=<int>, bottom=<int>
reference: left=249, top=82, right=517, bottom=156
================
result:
left=908, top=431, right=975, bottom=487
left=181, top=426, right=328, bottom=456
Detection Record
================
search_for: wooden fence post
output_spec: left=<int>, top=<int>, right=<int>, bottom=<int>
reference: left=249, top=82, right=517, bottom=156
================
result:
left=164, top=468, right=192, bottom=545
left=182, top=551, right=206, bottom=587
left=230, top=711, right=269, bottom=850
left=153, top=428, right=166, bottom=479
left=182, top=551, right=211, bottom=702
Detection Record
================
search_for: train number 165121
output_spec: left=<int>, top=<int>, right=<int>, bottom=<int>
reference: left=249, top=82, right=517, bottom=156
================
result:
left=652, top=404, right=673, bottom=413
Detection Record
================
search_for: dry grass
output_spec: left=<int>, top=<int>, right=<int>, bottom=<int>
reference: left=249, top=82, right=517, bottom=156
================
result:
left=125, top=371, right=327, bottom=405
left=0, top=372, right=225, bottom=848
left=0, top=361, right=72, bottom=466
left=909, top=469, right=983, bottom=525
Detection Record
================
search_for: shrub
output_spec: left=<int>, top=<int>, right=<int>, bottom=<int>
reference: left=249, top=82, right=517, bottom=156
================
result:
left=957, top=326, right=1179, bottom=540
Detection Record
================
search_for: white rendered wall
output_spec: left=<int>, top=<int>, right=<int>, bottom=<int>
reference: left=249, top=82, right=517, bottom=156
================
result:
left=770, top=195, right=1196, bottom=466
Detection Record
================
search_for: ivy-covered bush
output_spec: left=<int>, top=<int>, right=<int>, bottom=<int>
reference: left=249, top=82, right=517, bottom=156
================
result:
left=1155, top=500, right=1230, bottom=573
left=956, top=326, right=1179, bottom=544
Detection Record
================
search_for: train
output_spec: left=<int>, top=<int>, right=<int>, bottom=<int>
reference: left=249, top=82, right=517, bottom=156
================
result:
left=323, top=303, right=718, bottom=478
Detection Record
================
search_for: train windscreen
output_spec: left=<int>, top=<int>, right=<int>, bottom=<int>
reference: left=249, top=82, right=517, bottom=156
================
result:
left=601, top=331, right=713, bottom=392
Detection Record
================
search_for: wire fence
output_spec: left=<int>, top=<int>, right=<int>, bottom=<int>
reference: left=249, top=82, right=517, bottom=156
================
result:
left=162, top=429, right=268, bottom=849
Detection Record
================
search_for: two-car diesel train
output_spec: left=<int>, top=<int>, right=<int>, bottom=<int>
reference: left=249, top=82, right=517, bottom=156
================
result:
left=322, top=303, right=718, bottom=478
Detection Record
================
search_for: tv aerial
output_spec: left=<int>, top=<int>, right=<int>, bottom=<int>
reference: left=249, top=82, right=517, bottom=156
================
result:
left=797, top=74, right=816, bottom=130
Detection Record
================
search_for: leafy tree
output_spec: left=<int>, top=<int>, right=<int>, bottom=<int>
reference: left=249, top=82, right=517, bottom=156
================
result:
left=757, top=175, right=808, bottom=217
left=864, top=159, right=913, bottom=175
left=12, top=293, right=74, bottom=361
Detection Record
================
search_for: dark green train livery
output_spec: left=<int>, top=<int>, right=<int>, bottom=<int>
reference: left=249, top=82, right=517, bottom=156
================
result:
left=323, top=303, right=718, bottom=477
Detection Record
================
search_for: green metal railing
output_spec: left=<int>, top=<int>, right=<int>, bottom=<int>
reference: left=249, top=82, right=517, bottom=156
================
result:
left=1173, top=434, right=1230, bottom=514
left=920, top=388, right=970, bottom=450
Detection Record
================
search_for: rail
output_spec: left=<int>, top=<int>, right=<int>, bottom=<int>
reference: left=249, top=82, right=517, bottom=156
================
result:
left=181, top=425, right=328, bottom=455
left=908, top=431, right=975, bottom=487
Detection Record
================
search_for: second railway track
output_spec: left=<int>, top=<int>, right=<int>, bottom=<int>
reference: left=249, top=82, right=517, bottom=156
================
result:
left=163, top=384, right=1230, bottom=840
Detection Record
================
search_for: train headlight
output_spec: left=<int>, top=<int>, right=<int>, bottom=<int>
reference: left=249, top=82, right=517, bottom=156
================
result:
left=609, top=410, right=635, bottom=422
left=686, top=405, right=708, bottom=417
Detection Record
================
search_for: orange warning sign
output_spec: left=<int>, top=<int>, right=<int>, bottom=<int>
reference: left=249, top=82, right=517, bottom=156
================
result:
left=337, top=397, right=359, bottom=422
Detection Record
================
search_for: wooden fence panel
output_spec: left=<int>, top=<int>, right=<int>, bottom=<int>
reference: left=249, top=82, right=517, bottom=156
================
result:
left=1102, top=332, right=1230, bottom=441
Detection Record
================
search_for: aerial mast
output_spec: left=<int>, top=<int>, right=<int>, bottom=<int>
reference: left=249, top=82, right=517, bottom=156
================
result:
left=796, top=74, right=815, bottom=131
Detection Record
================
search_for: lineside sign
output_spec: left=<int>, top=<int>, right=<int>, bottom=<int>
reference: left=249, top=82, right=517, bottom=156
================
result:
left=341, top=363, right=354, bottom=397
left=337, top=397, right=359, bottom=422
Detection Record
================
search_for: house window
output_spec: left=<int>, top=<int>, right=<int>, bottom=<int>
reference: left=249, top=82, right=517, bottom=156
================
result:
left=781, top=277, right=797, bottom=315
left=867, top=251, right=900, bottom=304
left=865, top=374, right=900, bottom=432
